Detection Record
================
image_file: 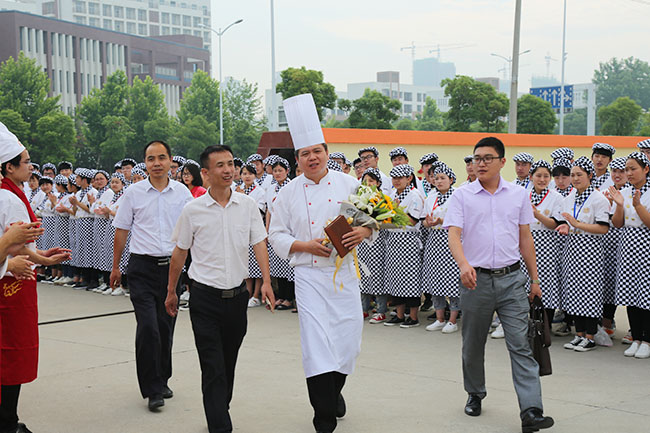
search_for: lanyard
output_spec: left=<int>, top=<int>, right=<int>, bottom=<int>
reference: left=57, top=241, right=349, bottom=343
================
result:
left=573, top=197, right=588, bottom=219
left=431, top=196, right=439, bottom=211
left=530, top=189, right=550, bottom=206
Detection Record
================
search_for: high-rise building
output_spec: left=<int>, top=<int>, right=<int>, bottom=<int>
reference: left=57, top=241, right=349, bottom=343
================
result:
left=11, top=0, right=213, bottom=50
left=0, top=10, right=210, bottom=114
left=413, top=57, right=455, bottom=88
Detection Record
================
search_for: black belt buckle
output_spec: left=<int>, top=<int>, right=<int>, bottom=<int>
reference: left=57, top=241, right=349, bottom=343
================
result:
left=222, top=289, right=235, bottom=299
left=492, top=268, right=506, bottom=275
left=157, top=257, right=170, bottom=266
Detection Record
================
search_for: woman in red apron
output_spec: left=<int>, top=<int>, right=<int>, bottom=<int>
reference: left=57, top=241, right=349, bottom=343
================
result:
left=0, top=124, right=71, bottom=433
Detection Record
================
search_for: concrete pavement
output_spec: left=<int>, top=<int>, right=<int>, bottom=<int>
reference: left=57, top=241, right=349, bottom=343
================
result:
left=19, top=283, right=650, bottom=432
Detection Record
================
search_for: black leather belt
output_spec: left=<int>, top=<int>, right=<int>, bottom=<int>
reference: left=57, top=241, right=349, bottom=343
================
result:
left=131, top=253, right=171, bottom=266
left=192, top=281, right=246, bottom=299
left=475, top=262, right=520, bottom=276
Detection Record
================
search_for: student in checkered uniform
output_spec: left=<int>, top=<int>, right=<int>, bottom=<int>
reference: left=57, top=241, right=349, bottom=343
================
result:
left=265, top=157, right=296, bottom=311
left=389, top=147, right=426, bottom=196
left=556, top=157, right=610, bottom=352
left=418, top=152, right=438, bottom=196
left=552, top=158, right=573, bottom=198
left=591, top=143, right=615, bottom=190
left=68, top=168, right=98, bottom=289
left=600, top=157, right=629, bottom=336
left=88, top=170, right=113, bottom=292
left=51, top=175, right=73, bottom=284
left=421, top=163, right=460, bottom=334
left=637, top=139, right=650, bottom=159
left=238, top=163, right=267, bottom=306
left=519, top=160, right=564, bottom=323
left=383, top=164, right=425, bottom=328
left=512, top=152, right=534, bottom=190
left=610, top=152, right=650, bottom=358
left=60, top=174, right=82, bottom=286
left=357, top=168, right=389, bottom=324
left=459, top=155, right=476, bottom=187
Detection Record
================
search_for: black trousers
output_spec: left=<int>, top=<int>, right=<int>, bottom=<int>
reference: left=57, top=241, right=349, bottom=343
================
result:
left=277, top=278, right=295, bottom=301
left=127, top=254, right=178, bottom=399
left=189, top=282, right=248, bottom=433
left=0, top=385, right=20, bottom=432
left=574, top=315, right=598, bottom=335
left=306, top=372, right=347, bottom=433
left=392, top=295, right=421, bottom=308
left=628, top=306, right=650, bottom=343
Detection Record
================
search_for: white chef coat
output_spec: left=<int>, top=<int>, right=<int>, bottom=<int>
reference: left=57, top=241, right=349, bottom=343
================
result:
left=556, top=189, right=610, bottom=235
left=379, top=170, right=393, bottom=196
left=614, top=185, right=650, bottom=228
left=529, top=188, right=564, bottom=231
left=269, top=169, right=363, bottom=378
left=0, top=190, right=36, bottom=277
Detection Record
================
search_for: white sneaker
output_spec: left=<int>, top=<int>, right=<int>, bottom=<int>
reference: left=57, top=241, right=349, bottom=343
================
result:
left=564, top=335, right=584, bottom=350
left=247, top=297, right=261, bottom=308
left=101, top=287, right=113, bottom=295
left=111, top=287, right=125, bottom=296
left=180, top=291, right=190, bottom=302
left=442, top=322, right=459, bottom=334
left=123, top=290, right=130, bottom=297
left=51, top=276, right=62, bottom=284
left=59, top=277, right=73, bottom=285
left=425, top=320, right=446, bottom=332
left=624, top=341, right=640, bottom=357
left=96, top=283, right=107, bottom=291
left=491, top=324, right=505, bottom=339
left=491, top=316, right=500, bottom=328
left=634, top=342, right=650, bottom=359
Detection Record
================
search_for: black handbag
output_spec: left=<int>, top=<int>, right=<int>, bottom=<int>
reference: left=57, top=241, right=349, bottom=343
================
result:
left=528, top=296, right=552, bottom=376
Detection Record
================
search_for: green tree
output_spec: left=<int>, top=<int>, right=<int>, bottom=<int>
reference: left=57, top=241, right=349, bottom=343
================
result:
left=0, top=109, right=30, bottom=144
left=77, top=70, right=129, bottom=162
left=0, top=52, right=60, bottom=144
left=173, top=115, right=218, bottom=161
left=394, top=118, right=415, bottom=130
left=638, top=113, right=650, bottom=136
left=126, top=76, right=169, bottom=156
left=516, top=94, right=557, bottom=134
left=593, top=57, right=650, bottom=109
left=442, top=75, right=508, bottom=132
left=32, top=110, right=77, bottom=163
left=338, top=89, right=401, bottom=129
left=415, top=97, right=444, bottom=131
left=598, top=96, right=643, bottom=136
left=222, top=79, right=267, bottom=158
left=177, top=70, right=220, bottom=127
left=276, top=66, right=337, bottom=120
left=561, top=108, right=587, bottom=135
left=97, top=116, right=133, bottom=168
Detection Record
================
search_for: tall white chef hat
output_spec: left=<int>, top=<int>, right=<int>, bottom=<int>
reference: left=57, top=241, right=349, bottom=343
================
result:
left=282, top=93, right=325, bottom=150
left=0, top=121, right=25, bottom=165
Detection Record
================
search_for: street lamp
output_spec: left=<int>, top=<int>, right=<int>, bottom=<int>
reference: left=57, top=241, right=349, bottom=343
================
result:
left=202, top=19, right=243, bottom=145
left=490, top=50, right=531, bottom=81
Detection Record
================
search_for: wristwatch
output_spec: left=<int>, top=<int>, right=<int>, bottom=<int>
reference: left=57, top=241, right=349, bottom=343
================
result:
left=531, top=279, right=541, bottom=285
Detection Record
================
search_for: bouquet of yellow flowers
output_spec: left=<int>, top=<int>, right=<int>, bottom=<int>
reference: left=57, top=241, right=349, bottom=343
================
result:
left=342, top=184, right=412, bottom=229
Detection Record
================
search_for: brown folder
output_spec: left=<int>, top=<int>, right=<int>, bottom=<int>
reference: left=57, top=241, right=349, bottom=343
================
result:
left=324, top=215, right=354, bottom=258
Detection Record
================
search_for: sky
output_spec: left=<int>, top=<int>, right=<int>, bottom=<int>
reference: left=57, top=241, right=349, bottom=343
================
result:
left=209, top=0, right=650, bottom=100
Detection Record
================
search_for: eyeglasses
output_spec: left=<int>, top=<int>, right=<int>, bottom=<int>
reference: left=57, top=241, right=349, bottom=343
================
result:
left=360, top=155, right=376, bottom=161
left=472, top=155, right=499, bottom=165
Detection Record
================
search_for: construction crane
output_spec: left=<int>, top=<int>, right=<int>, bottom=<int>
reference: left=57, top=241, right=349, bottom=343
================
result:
left=400, top=42, right=475, bottom=83
left=544, top=52, right=558, bottom=78
left=428, top=43, right=476, bottom=60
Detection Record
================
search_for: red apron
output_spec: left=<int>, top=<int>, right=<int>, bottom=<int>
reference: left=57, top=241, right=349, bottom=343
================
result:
left=0, top=274, right=38, bottom=385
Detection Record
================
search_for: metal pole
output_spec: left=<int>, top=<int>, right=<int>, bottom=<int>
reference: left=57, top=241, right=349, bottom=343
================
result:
left=508, top=0, right=522, bottom=134
left=559, top=0, right=567, bottom=135
left=219, top=30, right=223, bottom=144
left=270, top=0, right=277, bottom=131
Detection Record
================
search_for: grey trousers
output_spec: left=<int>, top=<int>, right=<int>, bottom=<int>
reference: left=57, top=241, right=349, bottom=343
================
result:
left=459, top=270, right=543, bottom=416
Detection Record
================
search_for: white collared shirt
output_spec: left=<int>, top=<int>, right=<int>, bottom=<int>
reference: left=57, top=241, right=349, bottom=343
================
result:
left=0, top=189, right=36, bottom=277
left=172, top=189, right=267, bottom=289
left=113, top=178, right=193, bottom=256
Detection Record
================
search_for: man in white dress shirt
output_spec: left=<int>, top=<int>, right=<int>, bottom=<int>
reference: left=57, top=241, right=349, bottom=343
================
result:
left=110, top=141, right=193, bottom=412
left=269, top=94, right=372, bottom=433
left=164, top=144, right=274, bottom=433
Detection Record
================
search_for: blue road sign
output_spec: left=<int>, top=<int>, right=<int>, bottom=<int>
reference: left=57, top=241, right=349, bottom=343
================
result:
left=530, top=85, right=574, bottom=110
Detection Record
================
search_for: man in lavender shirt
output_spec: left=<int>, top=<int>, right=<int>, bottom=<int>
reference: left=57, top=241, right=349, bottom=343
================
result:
left=444, top=137, right=554, bottom=433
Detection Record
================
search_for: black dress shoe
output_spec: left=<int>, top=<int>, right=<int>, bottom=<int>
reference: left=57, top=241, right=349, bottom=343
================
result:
left=336, top=393, right=346, bottom=418
left=162, top=386, right=174, bottom=399
left=148, top=395, right=164, bottom=411
left=464, top=394, right=482, bottom=417
left=521, top=408, right=554, bottom=433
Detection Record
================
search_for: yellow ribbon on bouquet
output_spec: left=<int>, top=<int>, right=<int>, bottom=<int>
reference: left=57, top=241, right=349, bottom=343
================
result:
left=332, top=248, right=362, bottom=292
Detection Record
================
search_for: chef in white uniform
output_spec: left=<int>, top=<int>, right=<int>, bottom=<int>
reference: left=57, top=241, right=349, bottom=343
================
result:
left=269, top=94, right=373, bottom=433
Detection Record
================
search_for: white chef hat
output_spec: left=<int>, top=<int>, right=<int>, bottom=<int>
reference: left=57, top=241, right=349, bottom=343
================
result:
left=0, top=121, right=25, bottom=165
left=283, top=94, right=325, bottom=150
